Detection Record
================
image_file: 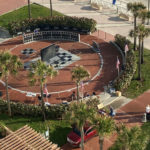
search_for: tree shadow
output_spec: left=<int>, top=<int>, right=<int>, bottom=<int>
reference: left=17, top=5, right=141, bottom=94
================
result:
left=108, top=16, right=127, bottom=22
left=50, top=125, right=72, bottom=147
left=81, top=6, right=97, bottom=11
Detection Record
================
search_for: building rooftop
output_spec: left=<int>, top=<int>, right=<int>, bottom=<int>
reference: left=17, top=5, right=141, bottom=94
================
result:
left=0, top=125, right=61, bottom=150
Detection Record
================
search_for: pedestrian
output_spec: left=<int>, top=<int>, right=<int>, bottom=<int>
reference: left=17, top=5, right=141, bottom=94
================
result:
left=92, top=91, right=96, bottom=96
left=71, top=91, right=76, bottom=101
left=109, top=106, right=116, bottom=117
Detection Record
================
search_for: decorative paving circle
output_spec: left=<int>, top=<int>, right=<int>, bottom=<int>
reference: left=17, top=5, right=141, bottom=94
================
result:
left=0, top=35, right=121, bottom=104
left=21, top=48, right=36, bottom=55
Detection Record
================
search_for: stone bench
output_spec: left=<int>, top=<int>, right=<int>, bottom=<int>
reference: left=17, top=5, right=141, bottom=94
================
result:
left=91, top=3, right=103, bottom=11
left=119, top=13, right=133, bottom=22
left=92, top=40, right=100, bottom=53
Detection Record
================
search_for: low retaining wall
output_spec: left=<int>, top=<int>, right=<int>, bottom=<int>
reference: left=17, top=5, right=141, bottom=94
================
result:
left=23, top=31, right=80, bottom=43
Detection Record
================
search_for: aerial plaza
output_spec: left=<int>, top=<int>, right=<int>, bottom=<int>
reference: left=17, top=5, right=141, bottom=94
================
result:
left=0, top=29, right=121, bottom=105
left=1, top=1, right=150, bottom=150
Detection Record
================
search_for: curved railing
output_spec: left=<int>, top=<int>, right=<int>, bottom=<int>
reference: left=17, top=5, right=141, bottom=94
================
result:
left=23, top=31, right=80, bottom=43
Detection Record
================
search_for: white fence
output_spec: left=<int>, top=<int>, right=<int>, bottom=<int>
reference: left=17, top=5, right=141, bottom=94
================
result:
left=23, top=31, right=80, bottom=43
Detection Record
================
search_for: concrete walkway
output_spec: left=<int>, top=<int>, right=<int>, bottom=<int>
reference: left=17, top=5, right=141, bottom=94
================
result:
left=31, top=0, right=150, bottom=50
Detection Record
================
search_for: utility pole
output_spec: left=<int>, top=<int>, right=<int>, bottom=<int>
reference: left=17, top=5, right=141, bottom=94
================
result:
left=28, top=0, right=31, bottom=20
left=50, top=0, right=53, bottom=17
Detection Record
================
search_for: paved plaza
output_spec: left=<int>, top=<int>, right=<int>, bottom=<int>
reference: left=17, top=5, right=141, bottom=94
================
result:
left=0, top=1, right=150, bottom=150
left=0, top=34, right=121, bottom=104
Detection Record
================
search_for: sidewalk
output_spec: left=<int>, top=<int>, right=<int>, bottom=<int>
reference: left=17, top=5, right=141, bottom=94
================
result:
left=99, top=91, right=132, bottom=110
left=0, top=0, right=27, bottom=16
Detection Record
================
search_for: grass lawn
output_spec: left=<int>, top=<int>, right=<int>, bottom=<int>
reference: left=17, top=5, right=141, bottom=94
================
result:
left=124, top=48, right=150, bottom=98
left=0, top=3, right=63, bottom=28
left=0, top=114, right=71, bottom=146
left=141, top=122, right=150, bottom=150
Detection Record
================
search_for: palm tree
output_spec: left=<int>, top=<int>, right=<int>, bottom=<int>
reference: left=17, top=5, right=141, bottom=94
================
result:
left=127, top=2, right=146, bottom=51
left=71, top=65, right=90, bottom=101
left=130, top=25, right=150, bottom=66
left=138, top=9, right=149, bottom=24
left=138, top=10, right=150, bottom=64
left=129, top=25, right=143, bottom=80
left=140, top=27, right=150, bottom=64
left=50, top=0, right=53, bottom=17
left=28, top=60, right=57, bottom=121
left=147, top=11, right=150, bottom=25
left=92, top=115, right=115, bottom=150
left=64, top=102, right=95, bottom=150
left=0, top=51, right=22, bottom=116
left=28, top=0, right=31, bottom=20
left=110, top=125, right=148, bottom=150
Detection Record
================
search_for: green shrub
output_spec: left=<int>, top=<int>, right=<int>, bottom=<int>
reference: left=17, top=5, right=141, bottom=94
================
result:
left=0, top=99, right=68, bottom=119
left=8, top=16, right=97, bottom=35
left=113, top=34, right=137, bottom=91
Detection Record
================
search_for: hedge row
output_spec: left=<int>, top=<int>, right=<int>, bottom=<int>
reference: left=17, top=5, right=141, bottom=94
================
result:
left=113, top=34, right=137, bottom=91
left=8, top=16, right=97, bottom=35
left=0, top=99, right=68, bottom=119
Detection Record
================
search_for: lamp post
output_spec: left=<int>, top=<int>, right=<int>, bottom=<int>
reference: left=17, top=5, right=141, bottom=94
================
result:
left=50, top=0, right=53, bottom=17
left=28, top=0, right=31, bottom=20
left=148, top=0, right=150, bottom=24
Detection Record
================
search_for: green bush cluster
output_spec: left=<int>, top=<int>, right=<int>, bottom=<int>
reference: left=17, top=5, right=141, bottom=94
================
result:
left=0, top=99, right=68, bottom=119
left=113, top=34, right=137, bottom=91
left=8, top=16, right=97, bottom=35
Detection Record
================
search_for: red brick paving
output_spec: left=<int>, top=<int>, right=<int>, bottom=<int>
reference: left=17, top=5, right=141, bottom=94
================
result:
left=0, top=33, right=124, bottom=150
left=0, top=0, right=27, bottom=15
left=0, top=0, right=149, bottom=149
left=91, top=30, right=115, bottom=42
left=0, top=35, right=122, bottom=105
left=62, top=90, right=150, bottom=150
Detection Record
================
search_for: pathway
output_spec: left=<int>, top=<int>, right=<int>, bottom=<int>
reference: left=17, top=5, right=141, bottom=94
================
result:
left=62, top=90, right=150, bottom=150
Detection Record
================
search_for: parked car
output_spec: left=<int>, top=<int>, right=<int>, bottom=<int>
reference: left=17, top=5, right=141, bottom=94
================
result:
left=67, top=126, right=97, bottom=147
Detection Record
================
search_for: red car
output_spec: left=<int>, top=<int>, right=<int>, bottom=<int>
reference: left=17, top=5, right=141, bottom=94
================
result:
left=67, top=126, right=97, bottom=147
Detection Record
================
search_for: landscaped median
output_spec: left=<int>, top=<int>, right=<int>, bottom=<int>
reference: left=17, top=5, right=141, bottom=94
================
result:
left=112, top=34, right=150, bottom=99
left=113, top=34, right=137, bottom=92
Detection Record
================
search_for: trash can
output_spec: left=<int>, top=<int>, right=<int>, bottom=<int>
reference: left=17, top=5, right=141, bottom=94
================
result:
left=116, top=91, right=121, bottom=97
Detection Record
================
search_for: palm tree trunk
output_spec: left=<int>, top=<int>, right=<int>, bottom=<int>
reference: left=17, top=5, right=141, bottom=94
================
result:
left=134, top=16, right=137, bottom=51
left=138, top=37, right=141, bottom=80
left=40, top=83, right=46, bottom=121
left=99, top=136, right=104, bottom=150
left=5, top=75, right=11, bottom=117
left=50, top=0, right=53, bottom=17
left=28, top=0, right=31, bottom=20
left=141, top=39, right=144, bottom=64
left=77, top=82, right=79, bottom=101
left=80, top=126, right=84, bottom=150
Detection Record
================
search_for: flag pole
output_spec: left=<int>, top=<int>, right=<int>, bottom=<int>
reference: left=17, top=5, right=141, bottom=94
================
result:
left=118, top=66, right=119, bottom=77
left=46, top=95, right=48, bottom=102
left=117, top=56, right=119, bottom=77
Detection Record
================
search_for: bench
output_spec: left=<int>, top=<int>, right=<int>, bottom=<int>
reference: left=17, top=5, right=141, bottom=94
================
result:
left=91, top=3, right=103, bottom=11
left=97, top=103, right=104, bottom=109
left=26, top=92, right=36, bottom=97
left=92, top=41, right=100, bottom=53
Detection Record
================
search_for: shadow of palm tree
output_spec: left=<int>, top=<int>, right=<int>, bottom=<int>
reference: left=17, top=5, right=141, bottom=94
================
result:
left=50, top=125, right=72, bottom=147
